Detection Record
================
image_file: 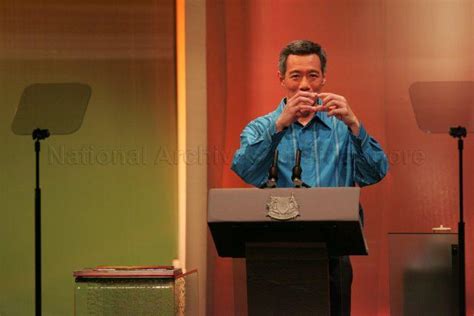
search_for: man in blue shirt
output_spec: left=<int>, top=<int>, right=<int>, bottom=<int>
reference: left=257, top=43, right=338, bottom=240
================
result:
left=231, top=40, right=388, bottom=316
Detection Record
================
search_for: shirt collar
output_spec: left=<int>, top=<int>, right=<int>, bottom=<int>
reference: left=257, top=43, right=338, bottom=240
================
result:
left=277, top=98, right=332, bottom=130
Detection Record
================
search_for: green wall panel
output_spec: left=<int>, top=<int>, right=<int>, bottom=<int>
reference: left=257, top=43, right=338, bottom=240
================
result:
left=0, top=1, right=177, bottom=315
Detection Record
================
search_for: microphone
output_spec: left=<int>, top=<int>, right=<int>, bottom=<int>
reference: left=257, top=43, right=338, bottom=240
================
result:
left=261, top=150, right=279, bottom=188
left=292, top=149, right=309, bottom=188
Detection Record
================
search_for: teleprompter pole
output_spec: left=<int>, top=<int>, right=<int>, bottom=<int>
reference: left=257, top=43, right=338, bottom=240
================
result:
left=33, top=128, right=49, bottom=316
left=450, top=126, right=466, bottom=316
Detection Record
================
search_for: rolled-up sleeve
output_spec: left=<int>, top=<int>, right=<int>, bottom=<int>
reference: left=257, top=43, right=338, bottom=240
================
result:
left=349, top=124, right=389, bottom=187
left=231, top=115, right=287, bottom=186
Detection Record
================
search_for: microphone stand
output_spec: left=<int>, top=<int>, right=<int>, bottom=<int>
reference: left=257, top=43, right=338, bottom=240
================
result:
left=292, top=149, right=310, bottom=188
left=261, top=150, right=279, bottom=189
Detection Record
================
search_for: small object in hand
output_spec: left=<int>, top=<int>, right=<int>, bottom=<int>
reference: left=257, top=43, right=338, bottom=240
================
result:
left=314, top=97, right=323, bottom=106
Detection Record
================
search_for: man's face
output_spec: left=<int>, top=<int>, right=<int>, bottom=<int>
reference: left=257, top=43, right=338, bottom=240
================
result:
left=279, top=54, right=326, bottom=99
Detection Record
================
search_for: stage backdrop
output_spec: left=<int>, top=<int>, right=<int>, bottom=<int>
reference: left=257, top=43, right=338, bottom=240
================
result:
left=0, top=1, right=178, bottom=315
left=207, top=0, right=473, bottom=315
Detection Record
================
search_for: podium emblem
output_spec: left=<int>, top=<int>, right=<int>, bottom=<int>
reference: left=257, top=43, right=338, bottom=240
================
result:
left=266, top=194, right=300, bottom=220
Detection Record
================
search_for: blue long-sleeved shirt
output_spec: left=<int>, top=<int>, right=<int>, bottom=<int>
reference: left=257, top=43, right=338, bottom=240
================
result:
left=231, top=98, right=388, bottom=188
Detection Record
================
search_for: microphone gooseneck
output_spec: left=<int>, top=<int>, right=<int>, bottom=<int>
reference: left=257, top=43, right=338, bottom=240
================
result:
left=292, top=149, right=309, bottom=188
left=261, top=150, right=279, bottom=188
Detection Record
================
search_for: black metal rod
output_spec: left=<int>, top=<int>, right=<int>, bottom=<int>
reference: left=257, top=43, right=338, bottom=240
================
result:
left=449, top=126, right=466, bottom=315
left=35, top=139, right=42, bottom=316
left=458, top=137, right=465, bottom=316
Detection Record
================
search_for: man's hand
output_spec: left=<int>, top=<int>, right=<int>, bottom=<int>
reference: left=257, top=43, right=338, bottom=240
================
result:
left=275, top=91, right=323, bottom=132
left=319, top=92, right=360, bottom=136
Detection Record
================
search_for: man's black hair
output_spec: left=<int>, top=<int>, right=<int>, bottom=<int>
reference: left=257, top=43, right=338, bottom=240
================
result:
left=279, top=40, right=327, bottom=75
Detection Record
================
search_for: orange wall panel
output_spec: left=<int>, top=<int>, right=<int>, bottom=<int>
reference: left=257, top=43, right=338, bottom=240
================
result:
left=207, top=1, right=473, bottom=315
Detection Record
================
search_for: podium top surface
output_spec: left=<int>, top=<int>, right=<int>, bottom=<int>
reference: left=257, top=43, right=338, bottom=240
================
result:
left=207, top=187, right=367, bottom=256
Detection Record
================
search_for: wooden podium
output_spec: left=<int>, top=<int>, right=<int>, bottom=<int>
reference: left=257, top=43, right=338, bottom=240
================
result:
left=208, top=188, right=367, bottom=316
